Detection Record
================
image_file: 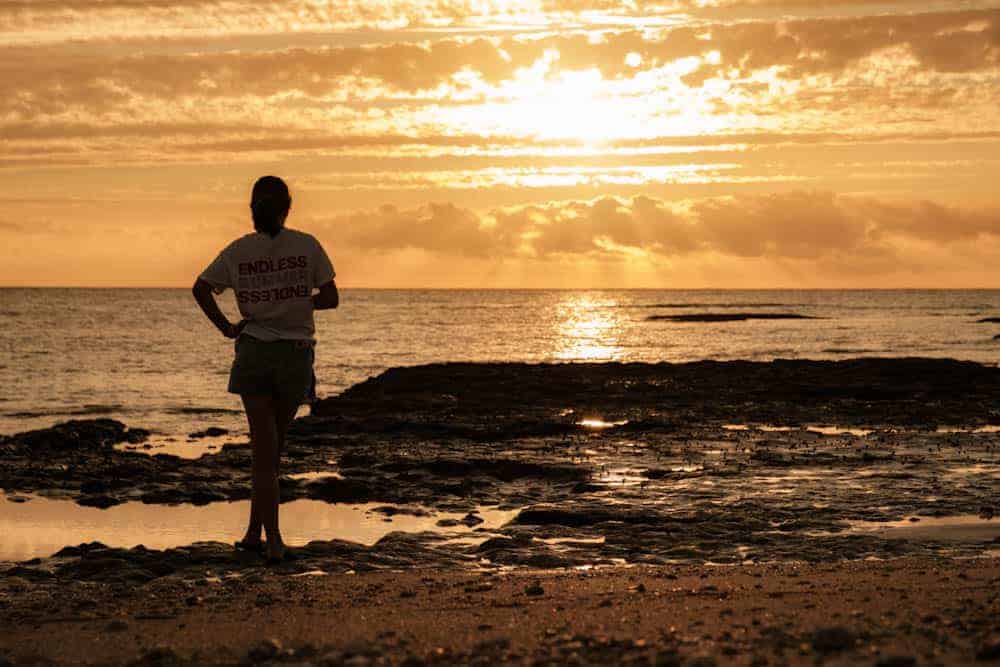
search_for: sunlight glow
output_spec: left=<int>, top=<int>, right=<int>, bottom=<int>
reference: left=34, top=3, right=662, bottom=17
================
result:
left=553, top=295, right=624, bottom=361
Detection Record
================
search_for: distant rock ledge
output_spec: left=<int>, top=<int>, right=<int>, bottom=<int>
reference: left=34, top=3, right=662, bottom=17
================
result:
left=646, top=312, right=819, bottom=322
left=312, top=357, right=1000, bottom=427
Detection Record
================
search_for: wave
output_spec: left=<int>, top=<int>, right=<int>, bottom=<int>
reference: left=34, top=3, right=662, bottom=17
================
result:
left=166, top=406, right=242, bottom=415
left=628, top=302, right=802, bottom=309
left=5, top=404, right=124, bottom=419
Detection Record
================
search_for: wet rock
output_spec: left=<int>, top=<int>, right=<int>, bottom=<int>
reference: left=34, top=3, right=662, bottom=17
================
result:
left=810, top=626, right=856, bottom=653
left=686, top=656, right=718, bottom=667
left=976, top=636, right=1000, bottom=661
left=525, top=582, right=544, bottom=596
left=247, top=638, right=283, bottom=662
left=647, top=313, right=817, bottom=322
left=128, top=646, right=181, bottom=666
left=437, top=512, right=484, bottom=527
left=105, top=618, right=129, bottom=632
left=876, top=656, right=916, bottom=667
left=371, top=505, right=431, bottom=518
left=188, top=427, right=228, bottom=439
left=77, top=494, right=121, bottom=509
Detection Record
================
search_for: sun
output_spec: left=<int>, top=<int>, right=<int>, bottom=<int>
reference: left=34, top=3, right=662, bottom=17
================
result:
left=443, top=51, right=645, bottom=145
left=439, top=49, right=727, bottom=146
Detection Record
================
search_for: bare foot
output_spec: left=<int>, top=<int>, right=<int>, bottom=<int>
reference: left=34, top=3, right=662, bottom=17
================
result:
left=266, top=541, right=286, bottom=564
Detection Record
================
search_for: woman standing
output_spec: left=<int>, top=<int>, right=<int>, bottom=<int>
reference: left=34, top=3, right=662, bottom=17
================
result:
left=193, top=176, right=338, bottom=563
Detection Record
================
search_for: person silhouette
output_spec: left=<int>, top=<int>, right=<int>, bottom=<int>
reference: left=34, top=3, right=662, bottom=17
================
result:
left=192, top=175, right=338, bottom=563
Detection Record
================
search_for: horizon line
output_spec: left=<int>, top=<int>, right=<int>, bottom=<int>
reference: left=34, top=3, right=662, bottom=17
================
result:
left=2, top=286, right=1000, bottom=291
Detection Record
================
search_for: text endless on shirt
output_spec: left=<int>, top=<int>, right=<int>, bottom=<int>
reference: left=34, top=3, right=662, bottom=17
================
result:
left=199, top=228, right=335, bottom=341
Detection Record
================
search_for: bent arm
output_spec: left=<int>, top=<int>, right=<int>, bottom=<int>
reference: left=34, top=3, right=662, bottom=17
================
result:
left=192, top=278, right=243, bottom=337
left=312, top=279, right=339, bottom=310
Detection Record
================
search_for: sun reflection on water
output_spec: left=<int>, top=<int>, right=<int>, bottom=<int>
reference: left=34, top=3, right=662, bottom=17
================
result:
left=553, top=295, right=625, bottom=361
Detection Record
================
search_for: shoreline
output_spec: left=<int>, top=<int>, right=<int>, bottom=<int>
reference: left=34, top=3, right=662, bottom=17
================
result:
left=2, top=358, right=999, bottom=664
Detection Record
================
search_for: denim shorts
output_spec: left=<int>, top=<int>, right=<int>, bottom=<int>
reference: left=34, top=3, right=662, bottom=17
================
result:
left=228, top=336, right=315, bottom=404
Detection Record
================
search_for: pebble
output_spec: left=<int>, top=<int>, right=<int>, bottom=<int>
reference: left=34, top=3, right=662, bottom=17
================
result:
left=810, top=626, right=856, bottom=653
left=525, top=582, right=545, bottom=596
left=976, top=637, right=1000, bottom=661
left=129, top=646, right=180, bottom=666
left=875, top=656, right=916, bottom=667
left=247, top=638, right=282, bottom=662
left=105, top=618, right=129, bottom=632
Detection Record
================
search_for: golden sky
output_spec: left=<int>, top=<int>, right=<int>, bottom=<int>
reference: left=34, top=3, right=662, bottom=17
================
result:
left=1, top=0, right=998, bottom=287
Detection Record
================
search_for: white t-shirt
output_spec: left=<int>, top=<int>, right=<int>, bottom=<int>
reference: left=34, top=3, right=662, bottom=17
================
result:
left=199, top=228, right=335, bottom=341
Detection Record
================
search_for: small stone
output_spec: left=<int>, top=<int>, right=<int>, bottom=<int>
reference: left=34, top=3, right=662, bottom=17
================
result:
left=525, top=582, right=544, bottom=596
left=294, top=643, right=318, bottom=659
left=654, top=650, right=682, bottom=667
left=976, top=637, right=1000, bottom=661
left=105, top=618, right=129, bottom=632
left=876, top=656, right=916, bottom=667
left=687, top=656, right=718, bottom=667
left=185, top=595, right=202, bottom=606
left=810, top=626, right=856, bottom=654
left=129, top=646, right=180, bottom=666
left=247, top=638, right=282, bottom=662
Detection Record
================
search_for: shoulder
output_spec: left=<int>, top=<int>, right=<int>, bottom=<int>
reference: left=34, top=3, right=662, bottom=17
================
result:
left=222, top=232, right=261, bottom=254
left=284, top=228, right=325, bottom=250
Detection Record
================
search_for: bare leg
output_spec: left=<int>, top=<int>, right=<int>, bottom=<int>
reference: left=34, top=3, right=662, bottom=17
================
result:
left=275, top=396, right=300, bottom=468
left=239, top=397, right=299, bottom=550
left=241, top=394, right=284, bottom=560
left=239, top=417, right=263, bottom=547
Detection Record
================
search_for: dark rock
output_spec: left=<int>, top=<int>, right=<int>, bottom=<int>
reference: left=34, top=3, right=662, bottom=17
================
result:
left=525, top=582, right=544, bottom=596
left=647, top=313, right=818, bottom=322
left=128, top=646, right=181, bottom=667
left=77, top=495, right=120, bottom=509
left=247, top=638, right=282, bottom=662
left=105, top=618, right=129, bottom=632
left=188, top=427, right=229, bottom=439
left=810, top=626, right=856, bottom=653
left=976, top=637, right=1000, bottom=661
left=876, top=656, right=916, bottom=667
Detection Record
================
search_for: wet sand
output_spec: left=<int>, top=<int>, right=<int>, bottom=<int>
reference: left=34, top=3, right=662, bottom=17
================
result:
left=1, top=358, right=999, bottom=664
left=2, top=558, right=999, bottom=665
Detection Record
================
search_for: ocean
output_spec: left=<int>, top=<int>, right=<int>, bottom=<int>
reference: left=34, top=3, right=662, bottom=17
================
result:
left=1, top=288, right=997, bottom=438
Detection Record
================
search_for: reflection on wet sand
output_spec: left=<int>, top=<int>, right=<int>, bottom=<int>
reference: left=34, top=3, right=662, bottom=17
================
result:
left=0, top=494, right=519, bottom=562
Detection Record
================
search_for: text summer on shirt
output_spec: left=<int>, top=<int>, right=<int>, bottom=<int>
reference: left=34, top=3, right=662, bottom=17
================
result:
left=199, top=228, right=335, bottom=342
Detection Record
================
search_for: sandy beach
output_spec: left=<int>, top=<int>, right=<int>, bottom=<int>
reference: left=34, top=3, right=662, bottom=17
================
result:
left=2, top=359, right=999, bottom=665
left=2, top=559, right=999, bottom=665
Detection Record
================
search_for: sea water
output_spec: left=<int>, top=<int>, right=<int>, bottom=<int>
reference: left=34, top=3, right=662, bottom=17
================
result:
left=1, top=288, right=997, bottom=438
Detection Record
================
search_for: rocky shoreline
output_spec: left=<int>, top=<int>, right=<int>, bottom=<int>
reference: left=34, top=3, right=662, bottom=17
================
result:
left=2, top=358, right=999, bottom=664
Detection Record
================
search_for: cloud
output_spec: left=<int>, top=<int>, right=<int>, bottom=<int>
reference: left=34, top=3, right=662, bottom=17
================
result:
left=3, top=8, right=996, bottom=116
left=301, top=191, right=1000, bottom=263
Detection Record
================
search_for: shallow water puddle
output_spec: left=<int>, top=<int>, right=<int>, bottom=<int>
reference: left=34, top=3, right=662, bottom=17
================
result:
left=841, top=515, right=1000, bottom=542
left=935, top=425, right=1000, bottom=434
left=723, top=424, right=872, bottom=436
left=114, top=433, right=245, bottom=459
left=0, top=494, right=520, bottom=562
left=287, top=470, right=344, bottom=481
